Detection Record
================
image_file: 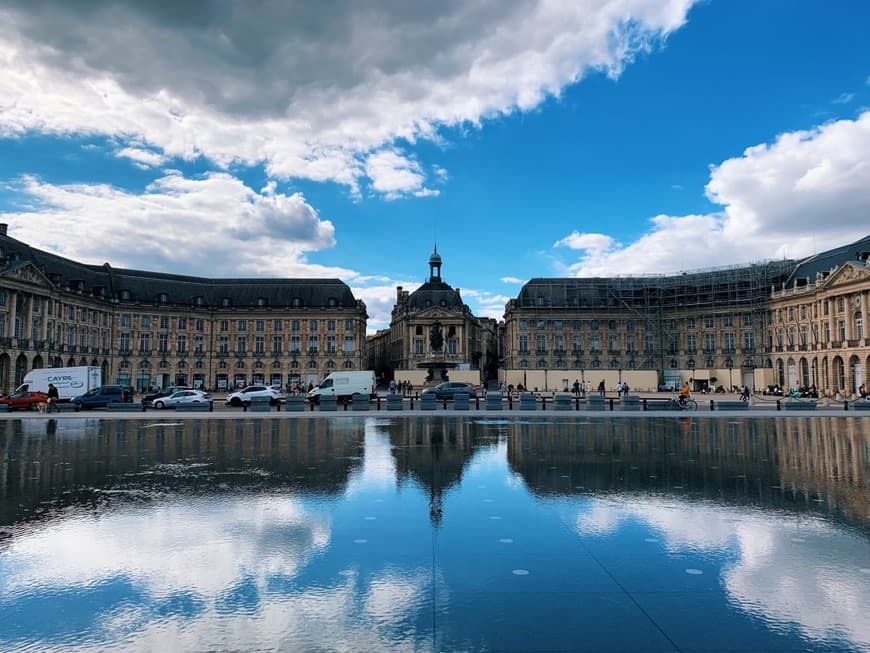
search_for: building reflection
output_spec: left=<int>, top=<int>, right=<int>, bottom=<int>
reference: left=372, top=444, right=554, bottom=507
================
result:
left=0, top=418, right=366, bottom=525
left=506, top=417, right=870, bottom=530
left=1, top=416, right=868, bottom=531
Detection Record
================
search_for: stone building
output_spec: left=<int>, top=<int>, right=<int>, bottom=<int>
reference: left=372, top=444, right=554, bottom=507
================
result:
left=501, top=234, right=870, bottom=397
left=0, top=226, right=368, bottom=393
left=767, top=235, right=870, bottom=396
left=502, top=261, right=793, bottom=392
left=367, top=248, right=498, bottom=387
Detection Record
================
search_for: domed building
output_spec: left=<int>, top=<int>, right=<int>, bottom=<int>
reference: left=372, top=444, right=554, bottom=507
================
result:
left=368, top=248, right=498, bottom=387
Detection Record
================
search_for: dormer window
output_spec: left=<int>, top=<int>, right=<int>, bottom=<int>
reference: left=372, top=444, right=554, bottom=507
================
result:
left=191, top=296, right=204, bottom=306
left=120, top=290, right=131, bottom=301
left=158, top=293, right=168, bottom=304
left=328, top=297, right=337, bottom=307
left=222, top=297, right=231, bottom=307
left=257, top=297, right=267, bottom=307
left=292, top=297, right=302, bottom=307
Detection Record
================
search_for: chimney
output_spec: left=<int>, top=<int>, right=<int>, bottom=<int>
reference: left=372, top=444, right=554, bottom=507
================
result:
left=0, top=223, right=7, bottom=236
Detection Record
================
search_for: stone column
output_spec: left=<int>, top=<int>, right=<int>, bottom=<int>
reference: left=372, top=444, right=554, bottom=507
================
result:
left=844, top=296, right=853, bottom=341
left=861, top=291, right=869, bottom=342
left=26, top=294, right=34, bottom=344
left=7, top=291, right=17, bottom=340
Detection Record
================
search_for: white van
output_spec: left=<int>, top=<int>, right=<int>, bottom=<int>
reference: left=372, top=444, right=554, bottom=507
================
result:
left=308, top=371, right=376, bottom=403
left=17, top=366, right=102, bottom=400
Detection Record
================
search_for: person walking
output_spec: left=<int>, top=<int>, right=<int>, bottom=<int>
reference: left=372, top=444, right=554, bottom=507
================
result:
left=598, top=380, right=606, bottom=397
left=47, top=383, right=59, bottom=413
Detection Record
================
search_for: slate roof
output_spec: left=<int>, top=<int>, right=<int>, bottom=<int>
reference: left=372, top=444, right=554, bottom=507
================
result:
left=785, top=234, right=870, bottom=286
left=0, top=232, right=361, bottom=310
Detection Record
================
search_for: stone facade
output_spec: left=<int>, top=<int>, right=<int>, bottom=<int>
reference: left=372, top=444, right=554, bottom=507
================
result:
left=367, top=249, right=498, bottom=386
left=0, top=227, right=368, bottom=393
left=767, top=240, right=870, bottom=397
left=501, top=235, right=870, bottom=396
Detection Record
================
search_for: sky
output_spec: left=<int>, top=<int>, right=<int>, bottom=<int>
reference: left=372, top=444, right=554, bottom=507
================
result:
left=1, top=0, right=869, bottom=332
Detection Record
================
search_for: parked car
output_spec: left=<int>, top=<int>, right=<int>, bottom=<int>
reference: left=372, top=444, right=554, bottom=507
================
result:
left=71, top=385, right=133, bottom=410
left=143, top=386, right=192, bottom=406
left=225, top=385, right=283, bottom=407
left=151, top=389, right=212, bottom=409
left=0, top=390, right=50, bottom=411
left=422, top=381, right=477, bottom=399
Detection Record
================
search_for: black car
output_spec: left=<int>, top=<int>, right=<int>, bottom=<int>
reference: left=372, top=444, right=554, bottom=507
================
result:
left=422, top=381, right=477, bottom=399
left=143, top=386, right=192, bottom=406
left=71, top=385, right=134, bottom=409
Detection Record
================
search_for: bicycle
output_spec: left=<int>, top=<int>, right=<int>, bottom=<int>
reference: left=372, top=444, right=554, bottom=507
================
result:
left=670, top=395, right=698, bottom=410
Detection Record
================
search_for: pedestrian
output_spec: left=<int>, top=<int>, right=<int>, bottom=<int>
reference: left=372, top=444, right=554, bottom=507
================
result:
left=598, top=380, right=606, bottom=397
left=572, top=379, right=580, bottom=396
left=389, top=378, right=397, bottom=394
left=741, top=385, right=750, bottom=401
left=623, top=381, right=630, bottom=396
left=47, top=383, right=59, bottom=413
left=616, top=381, right=623, bottom=397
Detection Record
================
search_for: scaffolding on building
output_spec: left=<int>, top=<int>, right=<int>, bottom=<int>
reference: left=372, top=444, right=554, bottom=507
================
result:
left=510, top=260, right=794, bottom=377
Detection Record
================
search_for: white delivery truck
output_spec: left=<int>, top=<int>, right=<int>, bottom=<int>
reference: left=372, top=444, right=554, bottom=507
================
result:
left=308, top=370, right=376, bottom=403
left=17, top=366, right=102, bottom=400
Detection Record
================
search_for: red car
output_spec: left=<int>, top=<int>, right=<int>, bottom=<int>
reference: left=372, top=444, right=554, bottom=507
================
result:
left=0, top=390, right=50, bottom=411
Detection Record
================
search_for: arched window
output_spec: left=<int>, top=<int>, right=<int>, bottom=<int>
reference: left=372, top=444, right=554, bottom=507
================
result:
left=343, top=360, right=354, bottom=369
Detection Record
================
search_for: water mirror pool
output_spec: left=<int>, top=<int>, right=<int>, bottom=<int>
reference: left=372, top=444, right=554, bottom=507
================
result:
left=1, top=415, right=869, bottom=652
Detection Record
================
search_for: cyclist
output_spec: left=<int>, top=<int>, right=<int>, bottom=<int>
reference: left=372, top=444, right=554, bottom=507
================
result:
left=678, top=381, right=692, bottom=406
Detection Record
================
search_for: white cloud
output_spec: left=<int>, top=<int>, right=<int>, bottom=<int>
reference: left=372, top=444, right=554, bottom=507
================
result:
left=833, top=92, right=855, bottom=104
left=3, top=172, right=345, bottom=278
left=500, top=276, right=525, bottom=284
left=115, top=146, right=166, bottom=168
left=554, top=231, right=615, bottom=252
left=556, top=112, right=870, bottom=276
left=0, top=0, right=698, bottom=197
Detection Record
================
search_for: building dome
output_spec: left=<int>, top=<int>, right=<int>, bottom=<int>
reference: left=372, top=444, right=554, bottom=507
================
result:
left=429, top=249, right=442, bottom=266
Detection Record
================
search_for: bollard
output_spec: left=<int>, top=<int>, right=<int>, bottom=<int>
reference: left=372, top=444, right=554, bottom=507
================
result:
left=575, top=396, right=580, bottom=411
left=541, top=396, right=546, bottom=411
left=276, top=401, right=281, bottom=412
left=609, top=398, right=614, bottom=411
left=243, top=402, right=248, bottom=412
left=443, top=398, right=448, bottom=410
left=508, top=395, right=513, bottom=410
left=344, top=400, right=349, bottom=411
left=142, top=402, right=147, bottom=412
left=642, top=398, right=648, bottom=411
left=844, top=401, right=849, bottom=411
left=475, top=396, right=480, bottom=410
left=377, top=396, right=381, bottom=411
left=410, top=397, right=414, bottom=410
left=710, top=400, right=714, bottom=411
left=209, top=401, right=214, bottom=412
left=776, top=400, right=781, bottom=411
left=310, top=400, right=314, bottom=412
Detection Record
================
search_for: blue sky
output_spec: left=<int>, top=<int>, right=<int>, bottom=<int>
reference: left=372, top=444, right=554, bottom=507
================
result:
left=1, top=0, right=869, bottom=330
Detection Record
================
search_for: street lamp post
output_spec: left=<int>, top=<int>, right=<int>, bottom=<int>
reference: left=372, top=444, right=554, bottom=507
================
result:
left=688, top=358, right=695, bottom=390
left=726, top=357, right=734, bottom=392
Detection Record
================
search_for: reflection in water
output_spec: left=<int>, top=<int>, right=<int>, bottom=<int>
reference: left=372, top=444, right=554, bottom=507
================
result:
left=0, top=416, right=868, bottom=652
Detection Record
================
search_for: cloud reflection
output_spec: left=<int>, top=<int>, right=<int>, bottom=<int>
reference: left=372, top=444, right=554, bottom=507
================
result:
left=573, top=497, right=870, bottom=649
